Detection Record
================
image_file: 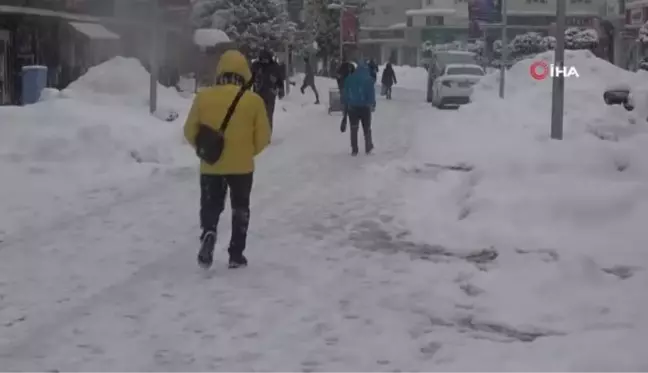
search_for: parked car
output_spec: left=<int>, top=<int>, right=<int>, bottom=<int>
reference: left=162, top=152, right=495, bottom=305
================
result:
left=426, top=50, right=479, bottom=102
left=430, top=63, right=484, bottom=108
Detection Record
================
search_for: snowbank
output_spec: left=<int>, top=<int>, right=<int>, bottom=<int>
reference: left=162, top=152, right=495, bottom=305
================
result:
left=380, top=64, right=428, bottom=91
left=62, top=56, right=186, bottom=116
left=391, top=49, right=648, bottom=369
left=193, top=28, right=230, bottom=47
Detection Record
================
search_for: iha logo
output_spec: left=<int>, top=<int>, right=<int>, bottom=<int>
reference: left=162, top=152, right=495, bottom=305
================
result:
left=529, top=61, right=580, bottom=80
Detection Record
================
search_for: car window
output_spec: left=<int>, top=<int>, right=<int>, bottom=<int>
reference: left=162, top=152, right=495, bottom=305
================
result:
left=436, top=52, right=477, bottom=65
left=445, top=67, right=484, bottom=76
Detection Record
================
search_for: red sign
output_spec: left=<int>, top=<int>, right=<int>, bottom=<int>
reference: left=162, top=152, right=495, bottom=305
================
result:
left=341, top=9, right=358, bottom=44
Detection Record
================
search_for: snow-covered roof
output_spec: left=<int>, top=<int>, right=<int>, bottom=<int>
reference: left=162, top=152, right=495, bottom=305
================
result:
left=69, top=21, right=120, bottom=40
left=389, top=22, right=407, bottom=29
left=405, top=8, right=456, bottom=16
left=193, top=28, right=230, bottom=47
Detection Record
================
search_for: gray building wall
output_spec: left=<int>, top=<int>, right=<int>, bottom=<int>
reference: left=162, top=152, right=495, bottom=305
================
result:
left=362, top=0, right=420, bottom=28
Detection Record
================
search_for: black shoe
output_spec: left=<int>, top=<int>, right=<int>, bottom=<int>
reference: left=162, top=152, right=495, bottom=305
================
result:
left=315, top=100, right=320, bottom=104
left=228, top=255, right=248, bottom=269
left=198, top=231, right=216, bottom=269
left=351, top=150, right=358, bottom=156
left=365, top=145, right=374, bottom=155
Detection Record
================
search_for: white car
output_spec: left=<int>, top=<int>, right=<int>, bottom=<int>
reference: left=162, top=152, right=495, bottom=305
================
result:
left=431, top=63, right=484, bottom=108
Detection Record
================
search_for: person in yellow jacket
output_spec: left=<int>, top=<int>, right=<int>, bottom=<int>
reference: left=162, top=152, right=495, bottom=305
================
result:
left=184, top=49, right=271, bottom=269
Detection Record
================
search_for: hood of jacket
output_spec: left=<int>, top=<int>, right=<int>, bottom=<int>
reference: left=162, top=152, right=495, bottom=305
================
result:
left=216, top=49, right=252, bottom=83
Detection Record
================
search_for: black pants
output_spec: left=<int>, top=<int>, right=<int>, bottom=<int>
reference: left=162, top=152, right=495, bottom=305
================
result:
left=348, top=106, right=373, bottom=153
left=262, top=95, right=276, bottom=131
left=301, top=80, right=320, bottom=102
left=384, top=84, right=392, bottom=99
left=200, top=173, right=253, bottom=258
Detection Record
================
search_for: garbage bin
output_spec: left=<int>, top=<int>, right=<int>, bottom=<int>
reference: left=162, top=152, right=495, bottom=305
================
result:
left=21, top=65, right=48, bottom=105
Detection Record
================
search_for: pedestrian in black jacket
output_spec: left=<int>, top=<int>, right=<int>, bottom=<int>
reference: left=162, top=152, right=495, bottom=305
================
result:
left=251, top=49, right=285, bottom=133
left=336, top=59, right=356, bottom=132
left=336, top=59, right=355, bottom=92
left=367, top=59, right=379, bottom=83
left=381, top=62, right=397, bottom=100
left=300, top=56, right=320, bottom=104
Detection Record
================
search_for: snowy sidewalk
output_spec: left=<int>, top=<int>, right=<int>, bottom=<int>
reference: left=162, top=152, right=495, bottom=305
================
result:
left=0, top=87, right=444, bottom=371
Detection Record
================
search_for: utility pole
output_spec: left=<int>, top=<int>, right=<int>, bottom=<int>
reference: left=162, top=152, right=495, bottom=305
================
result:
left=149, top=0, right=160, bottom=114
left=339, top=0, right=345, bottom=63
left=283, top=0, right=291, bottom=95
left=550, top=0, right=566, bottom=140
left=613, top=0, right=626, bottom=67
left=498, top=0, right=507, bottom=98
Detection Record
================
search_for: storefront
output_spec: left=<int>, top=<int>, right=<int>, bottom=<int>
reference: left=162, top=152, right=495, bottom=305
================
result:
left=358, top=27, right=419, bottom=65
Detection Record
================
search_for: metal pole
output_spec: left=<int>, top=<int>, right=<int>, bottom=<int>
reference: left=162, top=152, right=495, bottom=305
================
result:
left=499, top=0, right=507, bottom=98
left=550, top=0, right=566, bottom=140
left=285, top=40, right=291, bottom=94
left=149, top=0, right=159, bottom=114
left=339, top=1, right=344, bottom=63
left=613, top=0, right=626, bottom=67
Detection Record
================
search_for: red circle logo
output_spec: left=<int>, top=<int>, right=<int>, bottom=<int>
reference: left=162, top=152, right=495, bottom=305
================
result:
left=530, top=61, right=549, bottom=80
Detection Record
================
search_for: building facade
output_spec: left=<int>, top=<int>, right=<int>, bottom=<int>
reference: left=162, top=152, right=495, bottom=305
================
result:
left=0, top=0, right=192, bottom=105
left=358, top=0, right=421, bottom=65
left=357, top=0, right=611, bottom=66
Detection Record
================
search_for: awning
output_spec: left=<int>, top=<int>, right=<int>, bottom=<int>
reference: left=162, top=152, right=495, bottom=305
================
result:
left=69, top=22, right=120, bottom=40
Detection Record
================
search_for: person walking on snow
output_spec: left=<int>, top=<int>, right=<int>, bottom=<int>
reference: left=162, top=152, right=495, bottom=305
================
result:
left=251, top=49, right=285, bottom=133
left=300, top=56, right=320, bottom=104
left=184, top=49, right=271, bottom=269
left=336, top=58, right=355, bottom=132
left=367, top=59, right=379, bottom=83
left=336, top=58, right=355, bottom=92
left=342, top=62, right=375, bottom=156
left=381, top=62, right=397, bottom=100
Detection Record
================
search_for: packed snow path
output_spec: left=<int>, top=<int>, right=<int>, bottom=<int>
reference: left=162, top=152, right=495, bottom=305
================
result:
left=0, top=88, right=450, bottom=371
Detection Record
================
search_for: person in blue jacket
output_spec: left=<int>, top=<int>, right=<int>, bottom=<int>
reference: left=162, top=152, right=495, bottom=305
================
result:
left=342, top=62, right=375, bottom=156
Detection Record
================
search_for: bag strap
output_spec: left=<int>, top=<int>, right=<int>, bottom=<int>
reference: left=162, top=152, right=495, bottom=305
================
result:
left=219, top=80, right=253, bottom=134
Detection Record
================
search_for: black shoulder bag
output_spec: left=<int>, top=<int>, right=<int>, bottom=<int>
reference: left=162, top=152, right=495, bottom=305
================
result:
left=195, top=82, right=252, bottom=165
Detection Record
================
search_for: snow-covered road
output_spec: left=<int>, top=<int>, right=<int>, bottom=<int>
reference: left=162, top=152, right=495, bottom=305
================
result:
left=2, top=53, right=648, bottom=371
left=0, top=88, right=454, bottom=371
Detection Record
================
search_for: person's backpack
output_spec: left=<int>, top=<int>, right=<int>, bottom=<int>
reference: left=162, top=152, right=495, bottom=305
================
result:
left=195, top=81, right=253, bottom=165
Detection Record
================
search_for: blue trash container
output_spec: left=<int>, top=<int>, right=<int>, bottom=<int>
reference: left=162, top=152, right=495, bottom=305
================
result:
left=21, top=65, right=48, bottom=105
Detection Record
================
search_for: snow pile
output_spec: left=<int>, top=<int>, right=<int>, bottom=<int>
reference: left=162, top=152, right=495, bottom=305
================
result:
left=0, top=65, right=194, bottom=236
left=380, top=64, right=428, bottom=91
left=193, top=28, right=230, bottom=47
left=62, top=56, right=185, bottom=115
left=391, top=50, right=648, bottom=369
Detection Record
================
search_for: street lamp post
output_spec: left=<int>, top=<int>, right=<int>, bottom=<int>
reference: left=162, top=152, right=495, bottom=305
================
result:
left=149, top=0, right=160, bottom=114
left=550, top=0, right=566, bottom=140
left=499, top=0, right=507, bottom=99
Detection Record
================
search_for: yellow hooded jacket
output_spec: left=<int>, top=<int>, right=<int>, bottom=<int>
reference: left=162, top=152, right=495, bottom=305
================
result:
left=184, top=50, right=271, bottom=175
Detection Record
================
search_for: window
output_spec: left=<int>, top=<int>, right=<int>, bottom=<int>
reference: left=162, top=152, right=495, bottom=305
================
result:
left=426, top=16, right=443, bottom=26
left=446, top=66, right=484, bottom=75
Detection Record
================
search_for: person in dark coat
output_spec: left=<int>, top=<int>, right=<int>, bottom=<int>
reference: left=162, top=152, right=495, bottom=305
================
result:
left=300, top=56, right=320, bottom=104
left=336, top=58, right=356, bottom=132
left=342, top=62, right=376, bottom=156
left=380, top=62, right=397, bottom=100
left=367, top=59, right=379, bottom=83
left=251, top=49, right=285, bottom=133
left=336, top=58, right=355, bottom=92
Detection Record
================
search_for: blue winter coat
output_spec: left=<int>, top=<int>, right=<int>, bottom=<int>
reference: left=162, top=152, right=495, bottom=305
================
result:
left=342, top=63, right=376, bottom=108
